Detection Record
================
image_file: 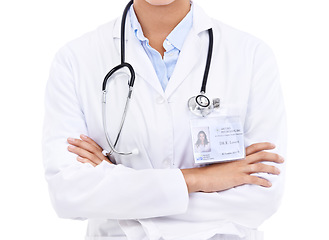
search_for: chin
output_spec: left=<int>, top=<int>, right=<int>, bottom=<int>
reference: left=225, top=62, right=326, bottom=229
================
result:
left=145, top=0, right=176, bottom=5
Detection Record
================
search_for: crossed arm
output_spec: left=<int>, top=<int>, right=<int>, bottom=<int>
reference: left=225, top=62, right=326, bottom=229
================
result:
left=67, top=135, right=284, bottom=194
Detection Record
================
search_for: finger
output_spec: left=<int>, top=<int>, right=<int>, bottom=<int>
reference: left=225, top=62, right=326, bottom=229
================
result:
left=68, top=145, right=103, bottom=165
left=77, top=156, right=97, bottom=167
left=245, top=142, right=275, bottom=156
left=80, top=134, right=103, bottom=151
left=246, top=151, right=284, bottom=164
left=246, top=163, right=280, bottom=175
left=68, top=138, right=105, bottom=161
left=245, top=175, right=272, bottom=188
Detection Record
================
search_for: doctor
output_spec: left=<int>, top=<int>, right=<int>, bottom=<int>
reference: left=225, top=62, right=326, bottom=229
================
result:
left=43, top=0, right=286, bottom=239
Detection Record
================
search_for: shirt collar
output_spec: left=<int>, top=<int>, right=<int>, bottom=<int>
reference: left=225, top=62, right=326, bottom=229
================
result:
left=113, top=2, right=214, bottom=41
left=129, top=3, right=194, bottom=51
left=129, top=5, right=148, bottom=42
left=165, top=4, right=193, bottom=51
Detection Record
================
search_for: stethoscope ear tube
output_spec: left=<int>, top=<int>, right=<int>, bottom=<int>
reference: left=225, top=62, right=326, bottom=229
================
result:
left=102, top=92, right=134, bottom=156
left=102, top=63, right=135, bottom=156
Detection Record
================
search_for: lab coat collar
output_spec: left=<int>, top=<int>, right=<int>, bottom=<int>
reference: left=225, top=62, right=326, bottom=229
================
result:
left=113, top=3, right=214, bottom=39
left=112, top=3, right=215, bottom=97
left=191, top=2, right=214, bottom=36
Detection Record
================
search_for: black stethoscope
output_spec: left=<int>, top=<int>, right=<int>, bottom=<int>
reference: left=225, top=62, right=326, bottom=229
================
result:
left=102, top=0, right=220, bottom=156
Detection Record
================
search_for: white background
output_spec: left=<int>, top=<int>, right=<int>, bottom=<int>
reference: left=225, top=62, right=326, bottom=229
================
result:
left=0, top=0, right=328, bottom=239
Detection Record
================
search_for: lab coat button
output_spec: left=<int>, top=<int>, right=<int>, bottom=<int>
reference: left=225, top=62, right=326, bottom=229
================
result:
left=163, top=159, right=171, bottom=168
left=156, top=96, right=165, bottom=104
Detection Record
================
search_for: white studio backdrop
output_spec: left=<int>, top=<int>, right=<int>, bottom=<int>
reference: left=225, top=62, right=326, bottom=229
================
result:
left=0, top=0, right=328, bottom=239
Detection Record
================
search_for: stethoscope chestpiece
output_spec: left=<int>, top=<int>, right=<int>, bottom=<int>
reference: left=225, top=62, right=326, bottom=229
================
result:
left=196, top=94, right=210, bottom=107
left=188, top=94, right=220, bottom=117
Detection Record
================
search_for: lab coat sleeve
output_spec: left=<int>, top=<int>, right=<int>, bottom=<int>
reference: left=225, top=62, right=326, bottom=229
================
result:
left=185, top=41, right=287, bottom=229
left=223, top=43, right=287, bottom=228
left=42, top=46, right=189, bottom=220
left=218, top=41, right=287, bottom=228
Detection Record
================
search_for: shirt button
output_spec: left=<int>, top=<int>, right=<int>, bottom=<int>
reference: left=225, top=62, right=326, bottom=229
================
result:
left=156, top=96, right=165, bottom=104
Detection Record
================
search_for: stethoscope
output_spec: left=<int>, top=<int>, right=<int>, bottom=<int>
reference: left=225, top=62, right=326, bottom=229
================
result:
left=102, top=0, right=220, bottom=156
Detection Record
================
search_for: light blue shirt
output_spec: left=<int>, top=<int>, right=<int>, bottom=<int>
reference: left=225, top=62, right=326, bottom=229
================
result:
left=129, top=4, right=193, bottom=91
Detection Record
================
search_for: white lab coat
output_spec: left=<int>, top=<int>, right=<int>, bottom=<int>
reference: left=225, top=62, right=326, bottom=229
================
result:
left=43, top=3, right=286, bottom=240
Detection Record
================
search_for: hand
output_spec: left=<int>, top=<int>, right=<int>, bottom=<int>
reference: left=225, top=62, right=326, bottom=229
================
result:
left=67, top=134, right=112, bottom=166
left=181, top=142, right=284, bottom=193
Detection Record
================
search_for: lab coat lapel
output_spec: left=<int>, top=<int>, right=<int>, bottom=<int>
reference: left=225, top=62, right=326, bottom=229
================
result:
left=126, top=29, right=165, bottom=96
left=164, top=31, right=201, bottom=98
left=165, top=3, right=214, bottom=98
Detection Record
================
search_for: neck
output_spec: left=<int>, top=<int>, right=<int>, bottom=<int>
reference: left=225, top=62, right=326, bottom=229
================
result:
left=133, top=0, right=190, bottom=56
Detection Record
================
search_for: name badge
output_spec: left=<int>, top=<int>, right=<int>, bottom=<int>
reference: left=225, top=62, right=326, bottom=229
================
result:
left=190, top=116, right=245, bottom=164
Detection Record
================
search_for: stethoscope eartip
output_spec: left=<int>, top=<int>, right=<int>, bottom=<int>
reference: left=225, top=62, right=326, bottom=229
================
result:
left=131, top=148, right=139, bottom=155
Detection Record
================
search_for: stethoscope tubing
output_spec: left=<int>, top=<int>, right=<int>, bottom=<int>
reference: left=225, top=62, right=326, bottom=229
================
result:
left=121, top=0, right=134, bottom=64
left=200, top=28, right=213, bottom=94
left=102, top=62, right=135, bottom=91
